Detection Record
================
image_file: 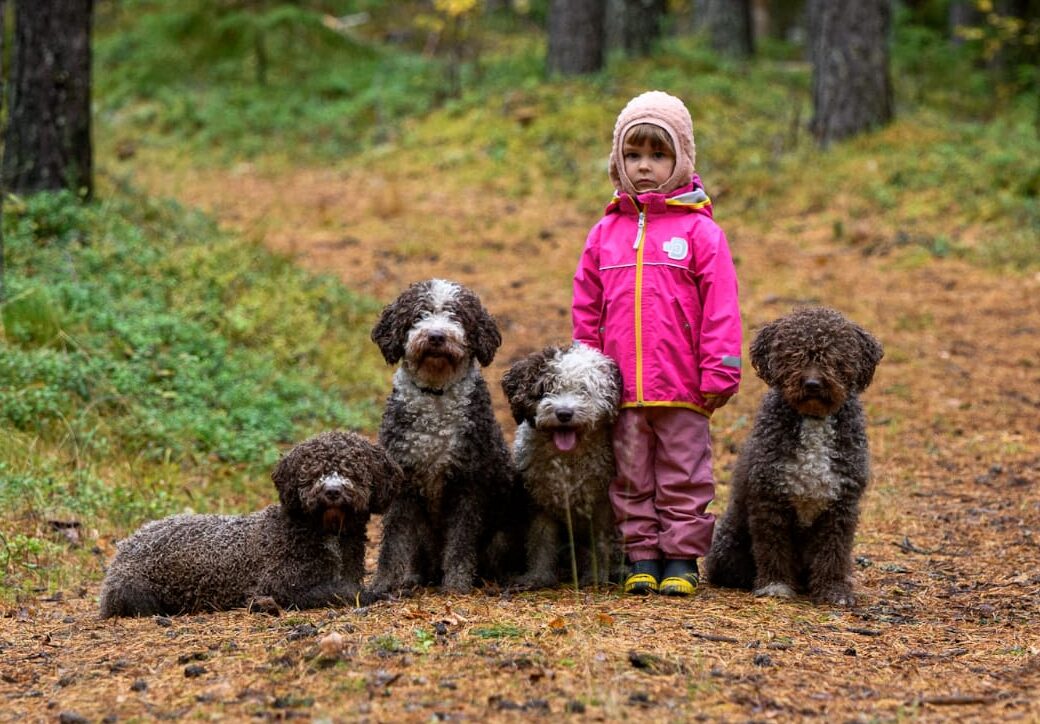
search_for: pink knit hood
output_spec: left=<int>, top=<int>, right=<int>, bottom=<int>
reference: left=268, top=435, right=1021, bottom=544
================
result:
left=609, top=91, right=697, bottom=198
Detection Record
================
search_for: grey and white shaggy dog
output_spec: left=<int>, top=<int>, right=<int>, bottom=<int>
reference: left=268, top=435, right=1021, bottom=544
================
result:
left=705, top=307, right=884, bottom=606
left=368, top=279, right=519, bottom=595
left=501, top=342, right=622, bottom=589
left=99, top=431, right=402, bottom=617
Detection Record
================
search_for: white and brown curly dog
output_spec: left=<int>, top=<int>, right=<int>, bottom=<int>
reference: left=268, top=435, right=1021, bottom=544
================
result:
left=501, top=342, right=622, bottom=589
left=705, top=307, right=883, bottom=606
left=99, top=431, right=402, bottom=617
left=369, top=279, right=521, bottom=595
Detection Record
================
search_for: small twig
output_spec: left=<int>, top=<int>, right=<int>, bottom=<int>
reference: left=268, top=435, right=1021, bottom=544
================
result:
left=562, top=494, right=579, bottom=599
left=684, top=627, right=739, bottom=644
left=914, top=694, right=995, bottom=706
left=905, top=648, right=969, bottom=659
left=846, top=626, right=883, bottom=637
left=894, top=536, right=937, bottom=555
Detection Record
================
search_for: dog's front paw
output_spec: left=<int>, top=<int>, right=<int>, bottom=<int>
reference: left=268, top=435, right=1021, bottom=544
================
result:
left=247, top=595, right=282, bottom=616
left=440, top=582, right=474, bottom=595
left=509, top=572, right=557, bottom=591
left=357, top=590, right=391, bottom=607
left=579, top=569, right=612, bottom=588
left=370, top=572, right=423, bottom=596
left=440, top=574, right=475, bottom=595
left=812, top=586, right=855, bottom=607
left=753, top=582, right=796, bottom=599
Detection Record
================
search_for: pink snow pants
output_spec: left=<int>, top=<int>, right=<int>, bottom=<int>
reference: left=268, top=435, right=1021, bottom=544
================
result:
left=609, top=407, right=715, bottom=562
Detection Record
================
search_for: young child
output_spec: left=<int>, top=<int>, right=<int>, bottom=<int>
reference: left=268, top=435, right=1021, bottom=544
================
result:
left=572, top=90, right=742, bottom=596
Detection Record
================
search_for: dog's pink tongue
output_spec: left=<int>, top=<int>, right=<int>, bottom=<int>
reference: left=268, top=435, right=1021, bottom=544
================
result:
left=553, top=429, right=577, bottom=452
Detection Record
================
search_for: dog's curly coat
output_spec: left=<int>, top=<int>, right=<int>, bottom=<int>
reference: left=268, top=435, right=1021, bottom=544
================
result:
left=705, top=307, right=883, bottom=606
left=99, top=431, right=402, bottom=617
left=369, top=279, right=519, bottom=595
left=501, top=342, right=622, bottom=589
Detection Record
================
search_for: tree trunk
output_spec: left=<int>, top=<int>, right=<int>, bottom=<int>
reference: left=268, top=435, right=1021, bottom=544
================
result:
left=754, top=0, right=805, bottom=42
left=617, top=0, right=667, bottom=57
left=697, top=0, right=755, bottom=57
left=0, top=0, right=6, bottom=302
left=808, top=0, right=892, bottom=147
left=3, top=0, right=94, bottom=199
left=947, top=0, right=980, bottom=45
left=547, top=0, right=606, bottom=76
left=988, top=0, right=1039, bottom=75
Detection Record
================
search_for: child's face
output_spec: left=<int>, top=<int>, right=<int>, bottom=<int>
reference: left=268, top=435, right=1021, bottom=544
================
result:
left=622, top=137, right=675, bottom=193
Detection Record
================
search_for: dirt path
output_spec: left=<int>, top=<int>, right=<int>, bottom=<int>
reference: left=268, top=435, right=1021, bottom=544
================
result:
left=2, top=155, right=1039, bottom=721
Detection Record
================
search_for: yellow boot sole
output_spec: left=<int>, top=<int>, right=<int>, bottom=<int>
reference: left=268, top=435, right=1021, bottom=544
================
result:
left=623, top=572, right=659, bottom=595
left=659, top=575, right=698, bottom=596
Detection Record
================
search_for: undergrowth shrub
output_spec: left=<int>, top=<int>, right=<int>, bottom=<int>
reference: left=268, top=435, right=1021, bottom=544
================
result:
left=1, top=190, right=385, bottom=471
left=96, top=1, right=452, bottom=159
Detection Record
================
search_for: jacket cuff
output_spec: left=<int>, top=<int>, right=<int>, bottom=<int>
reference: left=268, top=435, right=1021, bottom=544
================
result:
left=700, top=376, right=739, bottom=397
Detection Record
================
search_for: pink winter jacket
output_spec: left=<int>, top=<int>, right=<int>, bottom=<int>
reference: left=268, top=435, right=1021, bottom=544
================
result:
left=572, top=177, right=742, bottom=416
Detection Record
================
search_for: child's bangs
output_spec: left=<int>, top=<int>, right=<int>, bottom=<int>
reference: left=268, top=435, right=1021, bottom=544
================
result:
left=624, top=123, right=674, bottom=153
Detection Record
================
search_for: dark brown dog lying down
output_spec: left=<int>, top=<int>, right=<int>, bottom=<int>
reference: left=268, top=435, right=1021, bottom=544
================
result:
left=99, top=431, right=402, bottom=617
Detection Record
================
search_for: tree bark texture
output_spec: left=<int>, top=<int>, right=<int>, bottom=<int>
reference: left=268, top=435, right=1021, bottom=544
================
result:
left=753, top=0, right=805, bottom=42
left=547, top=0, right=605, bottom=75
left=947, top=0, right=980, bottom=45
left=696, top=0, right=754, bottom=57
left=3, top=0, right=94, bottom=199
left=0, top=0, right=6, bottom=302
left=618, top=0, right=667, bottom=57
left=808, top=0, right=892, bottom=147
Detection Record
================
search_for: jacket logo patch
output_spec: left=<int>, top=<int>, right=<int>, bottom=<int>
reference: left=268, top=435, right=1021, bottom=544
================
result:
left=663, top=236, right=688, bottom=260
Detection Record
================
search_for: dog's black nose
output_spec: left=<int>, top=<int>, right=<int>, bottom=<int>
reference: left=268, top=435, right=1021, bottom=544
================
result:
left=427, top=331, right=445, bottom=347
left=803, top=378, right=823, bottom=394
left=555, top=409, right=574, bottom=423
left=321, top=486, right=345, bottom=504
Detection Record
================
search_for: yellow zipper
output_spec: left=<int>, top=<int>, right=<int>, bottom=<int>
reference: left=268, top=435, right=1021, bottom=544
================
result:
left=633, top=208, right=646, bottom=405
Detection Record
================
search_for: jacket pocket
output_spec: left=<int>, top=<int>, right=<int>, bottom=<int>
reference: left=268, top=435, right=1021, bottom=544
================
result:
left=671, top=297, right=700, bottom=374
left=671, top=298, right=695, bottom=349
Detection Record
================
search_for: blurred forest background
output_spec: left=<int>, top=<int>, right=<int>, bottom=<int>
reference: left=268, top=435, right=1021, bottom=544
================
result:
left=0, top=1, right=1038, bottom=721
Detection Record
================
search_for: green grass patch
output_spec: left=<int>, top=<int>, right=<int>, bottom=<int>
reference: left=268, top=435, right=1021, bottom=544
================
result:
left=470, top=623, right=525, bottom=639
left=1, top=190, right=385, bottom=467
left=94, top=1, right=535, bottom=162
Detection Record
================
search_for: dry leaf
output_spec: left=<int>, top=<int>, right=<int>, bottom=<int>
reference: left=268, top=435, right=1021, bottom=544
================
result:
left=318, top=632, right=345, bottom=659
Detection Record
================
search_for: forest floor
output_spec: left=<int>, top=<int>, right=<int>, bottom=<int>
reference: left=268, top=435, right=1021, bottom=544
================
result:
left=2, top=146, right=1039, bottom=722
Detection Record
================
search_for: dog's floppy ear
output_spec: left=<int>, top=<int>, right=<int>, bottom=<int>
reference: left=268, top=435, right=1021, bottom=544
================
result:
left=572, top=341, right=623, bottom=421
left=851, top=323, right=884, bottom=392
left=501, top=349, right=551, bottom=425
left=605, top=355, right=623, bottom=419
left=366, top=442, right=404, bottom=514
left=371, top=285, right=423, bottom=365
left=749, top=318, right=780, bottom=386
left=473, top=310, right=502, bottom=367
left=457, top=287, right=501, bottom=367
left=271, top=443, right=307, bottom=518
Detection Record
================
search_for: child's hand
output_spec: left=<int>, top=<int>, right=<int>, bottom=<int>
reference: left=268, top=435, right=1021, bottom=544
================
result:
left=702, top=393, right=731, bottom=411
